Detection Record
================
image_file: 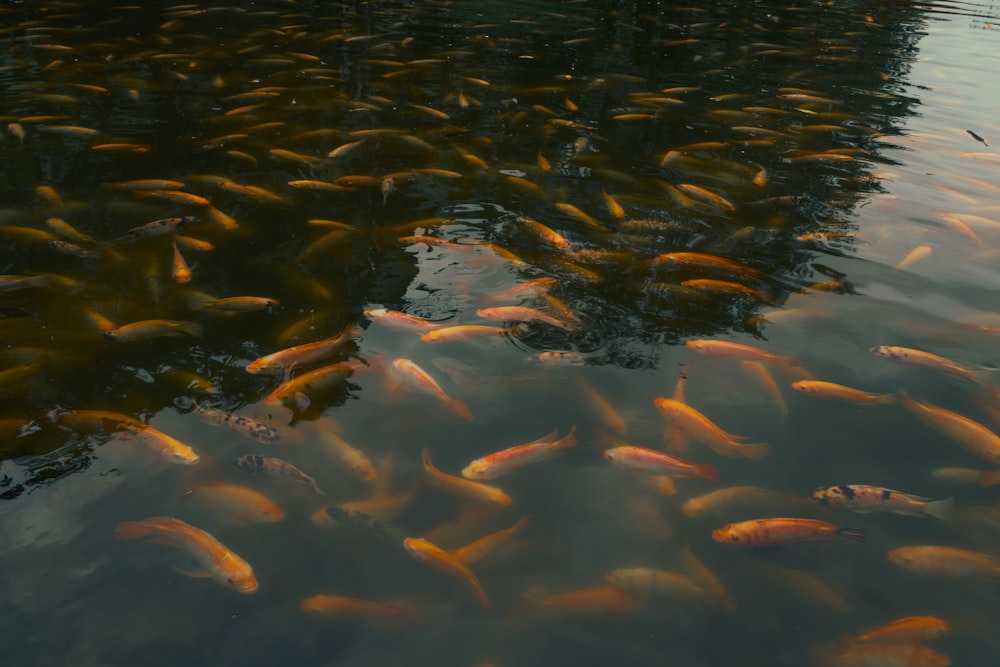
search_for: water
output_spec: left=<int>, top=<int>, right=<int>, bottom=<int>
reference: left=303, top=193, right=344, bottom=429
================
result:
left=2, top=0, right=1000, bottom=665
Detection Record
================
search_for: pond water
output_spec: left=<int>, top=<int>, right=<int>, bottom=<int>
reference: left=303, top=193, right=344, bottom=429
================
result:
left=2, top=0, right=1000, bottom=665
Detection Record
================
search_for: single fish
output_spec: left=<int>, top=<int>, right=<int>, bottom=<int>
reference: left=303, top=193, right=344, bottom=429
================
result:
left=404, top=537, right=491, bottom=610
left=391, top=358, right=473, bottom=420
left=192, top=482, right=285, bottom=524
left=812, top=485, right=953, bottom=519
left=713, top=518, right=866, bottom=546
left=888, top=545, right=1000, bottom=581
left=462, top=426, right=577, bottom=480
left=654, top=398, right=769, bottom=459
left=114, top=516, right=257, bottom=593
left=603, top=445, right=717, bottom=481
left=233, top=455, right=324, bottom=495
left=246, top=324, right=359, bottom=375
left=423, top=447, right=512, bottom=506
left=301, top=595, right=421, bottom=621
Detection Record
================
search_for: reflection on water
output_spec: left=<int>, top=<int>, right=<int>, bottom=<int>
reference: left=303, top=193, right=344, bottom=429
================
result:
left=2, top=0, right=1000, bottom=664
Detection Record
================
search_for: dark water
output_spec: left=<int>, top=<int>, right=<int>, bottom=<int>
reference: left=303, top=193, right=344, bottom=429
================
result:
left=2, top=0, right=1000, bottom=665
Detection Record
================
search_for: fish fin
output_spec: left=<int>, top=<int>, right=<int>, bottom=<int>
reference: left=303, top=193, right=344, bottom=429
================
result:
left=979, top=470, right=1000, bottom=488
left=310, top=481, right=326, bottom=496
left=694, top=463, right=718, bottom=482
left=174, top=566, right=212, bottom=579
left=923, top=497, right=955, bottom=520
left=113, top=520, right=155, bottom=541
left=181, top=322, right=204, bottom=337
left=835, top=526, right=866, bottom=543
left=448, top=398, right=474, bottom=421
left=738, top=442, right=770, bottom=460
left=292, top=392, right=311, bottom=411
left=555, top=425, right=578, bottom=450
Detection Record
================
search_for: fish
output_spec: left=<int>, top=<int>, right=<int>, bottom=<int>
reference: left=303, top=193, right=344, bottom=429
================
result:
left=202, top=297, right=280, bottom=312
left=108, top=216, right=200, bottom=244
left=644, top=252, right=761, bottom=279
left=171, top=241, right=191, bottom=283
left=811, top=485, right=953, bottom=519
left=686, top=340, right=795, bottom=365
left=808, top=642, right=950, bottom=667
left=870, top=346, right=990, bottom=386
left=123, top=424, right=200, bottom=465
left=420, top=325, right=507, bottom=343
left=391, top=358, right=473, bottom=420
left=462, top=426, right=577, bottom=480
left=194, top=406, right=283, bottom=445
left=791, top=380, right=895, bottom=405
left=605, top=568, right=707, bottom=601
left=450, top=515, right=528, bottom=566
left=365, top=308, right=443, bottom=332
left=887, top=545, right=1000, bottom=581
left=475, top=306, right=574, bottom=330
left=897, top=393, right=1000, bottom=464
left=523, top=585, right=640, bottom=616
left=712, top=518, right=866, bottom=546
left=403, top=537, right=491, bottom=610
left=114, top=516, right=257, bottom=593
left=317, top=506, right=403, bottom=545
left=653, top=398, right=769, bottom=459
left=300, top=595, right=421, bottom=621
left=681, top=486, right=781, bottom=518
left=578, top=377, right=627, bottom=434
left=105, top=320, right=203, bottom=342
left=603, top=445, right=717, bottom=481
left=246, top=324, right=359, bottom=374
left=317, top=422, right=376, bottom=483
left=233, top=455, right=324, bottom=495
left=192, top=482, right=285, bottom=524
left=422, top=447, right=511, bottom=506
left=894, top=245, right=932, bottom=271
left=850, top=616, right=949, bottom=644
left=264, top=362, right=355, bottom=410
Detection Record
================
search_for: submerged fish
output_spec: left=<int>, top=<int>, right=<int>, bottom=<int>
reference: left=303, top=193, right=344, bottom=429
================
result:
left=812, top=485, right=953, bottom=519
left=233, top=455, right=324, bottom=495
left=114, top=516, right=257, bottom=593
left=713, top=518, right=866, bottom=546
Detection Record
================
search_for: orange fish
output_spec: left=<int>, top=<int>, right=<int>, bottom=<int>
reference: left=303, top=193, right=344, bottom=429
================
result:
left=264, top=362, right=355, bottom=410
left=317, top=422, right=376, bottom=483
left=114, top=516, right=257, bottom=593
left=365, top=307, right=443, bottom=332
left=603, top=445, right=717, bottom=481
left=713, top=518, right=866, bottom=546
left=422, top=447, right=512, bottom=506
left=193, top=482, right=285, bottom=524
left=462, top=426, right=577, bottom=480
left=391, top=358, right=473, bottom=420
left=171, top=241, right=191, bottom=284
left=888, top=545, right=1000, bottom=580
left=403, top=537, right=491, bottom=610
left=809, top=643, right=949, bottom=667
left=871, top=346, right=990, bottom=386
left=246, top=324, right=359, bottom=375
left=301, top=595, right=421, bottom=621
left=476, top=306, right=574, bottom=330
left=420, top=325, right=507, bottom=343
left=898, top=392, right=1000, bottom=464
left=791, top=380, right=894, bottom=405
left=653, top=398, right=768, bottom=459
left=852, top=616, right=949, bottom=644
left=524, top=585, right=639, bottom=616
left=450, top=515, right=528, bottom=566
left=686, top=339, right=794, bottom=365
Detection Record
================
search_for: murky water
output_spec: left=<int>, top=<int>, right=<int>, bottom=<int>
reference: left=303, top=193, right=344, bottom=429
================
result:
left=2, top=0, right=1000, bottom=665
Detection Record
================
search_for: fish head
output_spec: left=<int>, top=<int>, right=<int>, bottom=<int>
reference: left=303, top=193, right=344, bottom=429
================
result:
left=245, top=359, right=279, bottom=374
left=460, top=461, right=489, bottom=479
left=810, top=487, right=832, bottom=505
left=216, top=560, right=258, bottom=594
left=886, top=548, right=915, bottom=569
left=169, top=449, right=200, bottom=465
left=711, top=525, right=741, bottom=544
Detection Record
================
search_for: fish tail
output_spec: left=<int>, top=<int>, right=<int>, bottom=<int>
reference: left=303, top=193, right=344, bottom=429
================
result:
left=694, top=463, right=718, bottom=482
left=979, top=470, right=1000, bottom=488
left=447, top=398, right=474, bottom=421
left=835, top=526, right=866, bottom=543
left=180, top=322, right=204, bottom=337
left=923, top=497, right=954, bottom=520
left=877, top=393, right=897, bottom=405
left=476, top=589, right=493, bottom=611
left=738, top=442, right=770, bottom=460
left=114, top=519, right=156, bottom=541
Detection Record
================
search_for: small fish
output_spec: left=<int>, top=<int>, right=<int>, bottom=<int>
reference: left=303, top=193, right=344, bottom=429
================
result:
left=171, top=241, right=191, bottom=283
left=888, top=545, right=1000, bottom=581
left=654, top=398, right=769, bottom=459
left=523, top=585, right=639, bottom=616
left=202, top=296, right=279, bottom=312
left=476, top=306, right=574, bottom=330
left=264, top=362, right=355, bottom=410
left=605, top=568, right=707, bottom=601
left=809, top=642, right=950, bottom=667
left=894, top=245, right=932, bottom=271
left=851, top=615, right=949, bottom=644
left=317, top=422, right=376, bottom=483
left=462, top=427, right=577, bottom=480
left=319, top=506, right=402, bottom=544
left=420, top=325, right=507, bottom=343
left=114, top=516, right=257, bottom=593
left=233, top=455, right=324, bottom=495
left=712, top=518, right=866, bottom=546
left=871, top=346, right=989, bottom=386
left=791, top=380, right=894, bottom=405
left=967, top=129, right=989, bottom=146
left=450, top=515, right=528, bottom=566
left=110, top=216, right=200, bottom=244
left=681, top=486, right=778, bottom=518
left=301, top=595, right=421, bottom=621
left=404, top=537, right=491, bottom=610
left=365, top=308, right=443, bottom=332
left=686, top=340, right=795, bottom=365
left=246, top=324, right=359, bottom=374
left=422, top=447, right=512, bottom=506
left=195, top=406, right=282, bottom=445
left=812, top=485, right=953, bottom=519
left=192, top=482, right=285, bottom=524
left=105, top=320, right=203, bottom=342
left=123, top=424, right=200, bottom=465
left=603, top=445, right=718, bottom=481
left=391, top=358, right=473, bottom=420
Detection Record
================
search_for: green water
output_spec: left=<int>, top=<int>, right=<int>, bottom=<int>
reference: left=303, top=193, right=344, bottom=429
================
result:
left=2, top=0, right=1000, bottom=665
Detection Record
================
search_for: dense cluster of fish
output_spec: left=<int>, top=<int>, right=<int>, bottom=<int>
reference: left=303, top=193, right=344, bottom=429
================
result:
left=1, top=0, right=1000, bottom=665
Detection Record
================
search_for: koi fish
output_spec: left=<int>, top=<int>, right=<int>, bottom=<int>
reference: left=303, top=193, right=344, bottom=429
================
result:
left=317, top=422, right=376, bottom=483
left=475, top=306, right=575, bottom=330
left=605, top=568, right=707, bottom=600
left=809, top=643, right=950, bottom=667
left=603, top=445, right=717, bottom=481
left=192, top=482, right=285, bottom=524
left=686, top=340, right=796, bottom=365
left=264, top=362, right=355, bottom=410
left=653, top=398, right=769, bottom=459
left=109, top=216, right=199, bottom=244
left=365, top=308, right=443, bottom=332
left=851, top=616, right=949, bottom=644
left=104, top=320, right=203, bottom=342
left=523, top=585, right=639, bottom=616
left=194, top=406, right=282, bottom=445
left=114, top=516, right=257, bottom=593
left=246, top=324, right=359, bottom=374
left=301, top=595, right=421, bottom=621
left=391, top=358, right=473, bottom=420
left=233, top=454, right=324, bottom=495
left=462, top=426, right=577, bottom=480
left=888, top=545, right=1000, bottom=581
left=420, top=325, right=507, bottom=343
left=713, top=518, right=866, bottom=546
left=403, top=537, right=491, bottom=610
left=422, top=447, right=512, bottom=506
left=791, top=380, right=894, bottom=405
left=202, top=296, right=280, bottom=312
left=871, top=346, right=990, bottom=386
left=450, top=515, right=528, bottom=566
left=812, top=485, right=953, bottom=519
left=898, top=393, right=1000, bottom=464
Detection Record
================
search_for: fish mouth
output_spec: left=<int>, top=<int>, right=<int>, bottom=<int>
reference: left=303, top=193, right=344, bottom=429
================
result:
left=238, top=580, right=260, bottom=594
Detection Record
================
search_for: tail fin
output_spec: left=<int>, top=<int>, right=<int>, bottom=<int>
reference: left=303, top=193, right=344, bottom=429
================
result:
left=835, top=526, right=867, bottom=544
left=737, top=442, right=770, bottom=460
left=180, top=322, right=204, bottom=338
left=555, top=425, right=578, bottom=450
left=113, top=520, right=156, bottom=541
left=694, top=463, right=719, bottom=482
left=924, top=497, right=954, bottom=520
left=979, top=471, right=1000, bottom=488
left=447, top=398, right=474, bottom=422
